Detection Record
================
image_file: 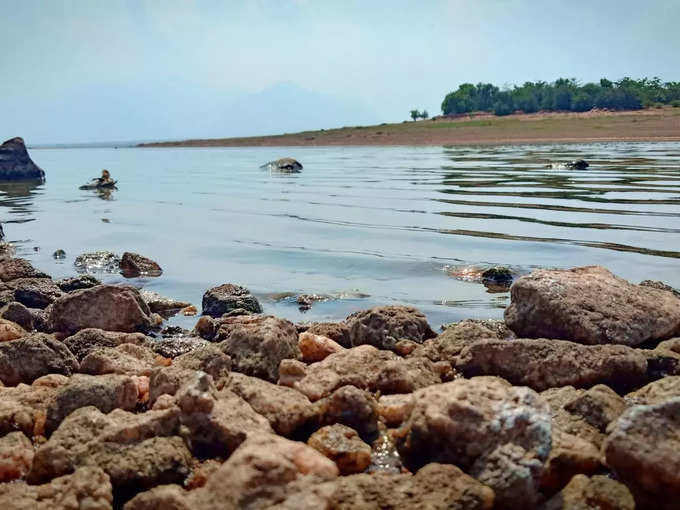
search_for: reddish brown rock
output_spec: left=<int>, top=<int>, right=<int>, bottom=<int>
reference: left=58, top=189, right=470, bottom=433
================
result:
left=306, top=321, right=351, bottom=348
left=316, top=385, right=379, bottom=439
left=539, top=474, right=635, bottom=510
left=625, top=375, right=680, bottom=406
left=541, top=428, right=603, bottom=491
left=345, top=305, right=436, bottom=350
left=63, top=328, right=153, bottom=362
left=0, top=317, right=25, bottom=341
left=541, top=386, right=606, bottom=449
left=299, top=331, right=345, bottom=362
left=377, top=393, right=415, bottom=427
left=80, top=344, right=162, bottom=376
left=173, top=344, right=231, bottom=382
left=0, top=333, right=78, bottom=385
left=0, top=431, right=34, bottom=481
left=0, top=257, right=49, bottom=282
left=119, top=252, right=163, bottom=278
left=308, top=424, right=371, bottom=475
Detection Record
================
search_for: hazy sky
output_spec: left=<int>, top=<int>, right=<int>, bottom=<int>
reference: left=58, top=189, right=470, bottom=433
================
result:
left=2, top=0, right=679, bottom=144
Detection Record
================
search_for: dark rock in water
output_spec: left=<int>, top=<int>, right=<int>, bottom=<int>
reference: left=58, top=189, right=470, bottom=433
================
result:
left=119, top=252, right=163, bottom=278
left=202, top=283, right=262, bottom=317
left=567, top=159, right=589, bottom=169
left=74, top=251, right=121, bottom=274
left=261, top=157, right=303, bottom=173
left=0, top=223, right=3, bottom=241
left=0, top=137, right=45, bottom=182
left=296, top=293, right=330, bottom=311
left=480, top=266, right=515, bottom=286
left=640, top=279, right=680, bottom=298
left=52, top=249, right=66, bottom=259
left=55, top=274, right=101, bottom=293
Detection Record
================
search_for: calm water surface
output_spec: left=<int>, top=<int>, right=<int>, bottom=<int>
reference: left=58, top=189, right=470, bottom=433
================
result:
left=2, top=142, right=679, bottom=329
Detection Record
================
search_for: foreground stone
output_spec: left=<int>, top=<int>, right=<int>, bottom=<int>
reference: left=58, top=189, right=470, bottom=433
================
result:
left=397, top=377, right=551, bottom=508
left=119, top=252, right=163, bottom=278
left=306, top=321, right=351, bottom=348
left=539, top=474, right=635, bottom=510
left=80, top=344, right=164, bottom=376
left=0, top=333, right=78, bottom=385
left=625, top=375, right=680, bottom=406
left=298, top=331, right=345, bottom=362
left=9, top=277, right=64, bottom=309
left=345, top=305, right=436, bottom=350
left=0, top=137, right=45, bottom=181
left=505, top=265, right=680, bottom=345
left=201, top=283, right=262, bottom=317
left=456, top=338, right=648, bottom=392
left=0, top=257, right=49, bottom=282
left=308, top=424, right=371, bottom=475
left=0, top=317, right=25, bottom=341
left=48, top=285, right=154, bottom=335
left=0, top=431, right=34, bottom=481
left=316, top=385, right=379, bottom=439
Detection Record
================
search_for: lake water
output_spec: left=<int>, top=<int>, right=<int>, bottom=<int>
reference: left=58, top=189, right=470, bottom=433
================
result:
left=2, top=142, right=679, bottom=330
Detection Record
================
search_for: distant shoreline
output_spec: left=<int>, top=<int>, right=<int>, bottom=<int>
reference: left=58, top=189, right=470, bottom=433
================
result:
left=138, top=108, right=680, bottom=148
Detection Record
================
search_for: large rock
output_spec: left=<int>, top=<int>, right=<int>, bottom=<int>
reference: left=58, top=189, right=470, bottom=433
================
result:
left=505, top=265, right=680, bottom=345
left=201, top=283, right=262, bottom=317
left=397, top=377, right=552, bottom=508
left=0, top=137, right=45, bottom=181
left=345, top=305, right=436, bottom=350
left=0, top=257, right=49, bottom=282
left=316, top=385, right=379, bottom=439
left=539, top=474, right=634, bottom=510
left=119, top=252, right=163, bottom=278
left=47, top=285, right=154, bottom=335
left=625, top=375, right=680, bottom=406
left=456, top=338, right=648, bottom=392
left=8, top=277, right=64, bottom=309
left=0, top=430, right=34, bottom=481
left=63, top=328, right=153, bottom=361
left=80, top=344, right=163, bottom=376
left=0, top=333, right=78, bottom=385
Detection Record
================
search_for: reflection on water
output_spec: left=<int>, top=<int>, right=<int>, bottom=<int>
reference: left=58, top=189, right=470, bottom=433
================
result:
left=0, top=142, right=678, bottom=328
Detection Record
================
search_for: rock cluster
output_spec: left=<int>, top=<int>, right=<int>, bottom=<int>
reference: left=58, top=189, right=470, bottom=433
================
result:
left=0, top=256, right=678, bottom=509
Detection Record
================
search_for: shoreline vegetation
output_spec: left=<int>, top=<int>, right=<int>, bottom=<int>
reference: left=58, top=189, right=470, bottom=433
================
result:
left=138, top=107, right=680, bottom=148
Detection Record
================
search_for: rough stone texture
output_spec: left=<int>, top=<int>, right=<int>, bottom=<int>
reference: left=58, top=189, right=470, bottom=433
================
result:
left=30, top=405, right=190, bottom=494
left=456, top=338, right=648, bottom=392
left=148, top=367, right=197, bottom=406
left=299, top=331, right=345, bottom=362
left=9, top=277, right=64, bottom=309
left=124, top=485, right=190, bottom=510
left=215, top=315, right=300, bottom=382
left=0, top=317, right=25, bottom=341
left=0, top=301, right=34, bottom=330
left=539, top=474, right=635, bottom=510
left=45, top=374, right=139, bottom=433
left=604, top=397, right=680, bottom=504
left=201, top=283, right=262, bottom=317
left=657, top=337, right=680, bottom=354
left=63, top=328, right=153, bottom=362
left=0, top=257, right=49, bottom=282
left=173, top=344, right=231, bottom=382
left=80, top=344, right=163, bottom=376
left=225, top=372, right=316, bottom=436
left=640, top=279, right=680, bottom=298
left=377, top=393, right=415, bottom=427
left=48, top=285, right=154, bottom=335
left=280, top=345, right=441, bottom=401
left=120, top=252, right=163, bottom=278
left=541, top=428, right=602, bottom=491
left=397, top=377, right=552, bottom=508
left=306, top=322, right=351, bottom=348
left=308, top=424, right=371, bottom=475
left=562, top=384, right=626, bottom=432
left=0, top=333, right=78, bottom=385
left=152, top=335, right=210, bottom=358
left=0, top=137, right=45, bottom=181
left=625, top=375, right=680, bottom=406
left=316, top=385, right=379, bottom=439
left=641, top=346, right=680, bottom=381
left=0, top=466, right=113, bottom=510
left=55, top=274, right=101, bottom=293
left=541, top=387, right=605, bottom=448
left=345, top=305, right=436, bottom=350
left=0, top=430, right=34, bottom=481
left=140, top=290, right=190, bottom=317
left=505, top=265, right=680, bottom=346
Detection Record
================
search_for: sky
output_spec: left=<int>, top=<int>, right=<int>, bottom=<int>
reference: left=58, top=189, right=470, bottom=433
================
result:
left=1, top=0, right=679, bottom=144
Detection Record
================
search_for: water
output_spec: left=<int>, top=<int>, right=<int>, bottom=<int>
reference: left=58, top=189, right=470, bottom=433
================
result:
left=2, top=142, right=679, bottom=330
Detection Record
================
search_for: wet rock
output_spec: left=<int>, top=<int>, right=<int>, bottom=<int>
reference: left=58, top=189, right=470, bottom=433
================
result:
left=80, top=344, right=163, bottom=376
left=140, top=290, right=190, bottom=317
left=0, top=301, right=34, bottom=330
left=625, top=375, right=680, bottom=405
left=456, top=338, right=648, bottom=392
left=30, top=405, right=190, bottom=494
left=539, top=474, right=634, bottom=510
left=345, top=305, right=436, bottom=350
left=316, top=385, right=379, bottom=439
left=377, top=393, right=415, bottom=427
left=9, top=277, right=64, bottom=309
left=541, top=428, right=603, bottom=491
left=74, top=251, right=122, bottom=274
left=0, top=257, right=49, bottom=282
left=215, top=314, right=300, bottom=382
left=481, top=266, right=515, bottom=287
left=306, top=321, right=351, bottom=348
left=48, top=285, right=154, bottom=335
left=262, top=157, right=304, bottom=172
left=0, top=333, right=78, bottom=385
left=308, top=424, right=371, bottom=475
left=152, top=335, right=210, bottom=358
left=52, top=249, right=66, bottom=259
left=505, top=265, right=680, bottom=345
left=0, top=137, right=45, bottom=181
left=120, top=252, right=163, bottom=278
left=639, top=279, right=680, bottom=298
left=192, top=315, right=218, bottom=340
left=201, top=283, right=262, bottom=317
left=397, top=377, right=551, bottom=508
left=226, top=372, right=316, bottom=436
left=299, top=331, right=345, bottom=362
left=55, top=274, right=102, bottom=293
left=0, top=466, right=113, bottom=510
left=0, top=431, right=34, bottom=481
left=45, top=373, right=139, bottom=433
left=0, top=317, right=25, bottom=341
left=281, top=345, right=441, bottom=401
left=63, top=328, right=153, bottom=362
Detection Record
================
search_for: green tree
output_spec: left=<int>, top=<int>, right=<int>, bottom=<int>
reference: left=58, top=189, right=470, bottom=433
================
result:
left=410, top=109, right=420, bottom=121
left=421, top=110, right=429, bottom=119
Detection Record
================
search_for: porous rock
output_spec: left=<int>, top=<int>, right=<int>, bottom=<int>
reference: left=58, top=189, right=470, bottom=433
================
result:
left=299, top=331, right=345, bottom=362
left=0, top=257, right=49, bottom=282
left=201, top=283, right=262, bottom=317
left=63, top=328, right=153, bottom=362
left=306, top=321, right=351, bottom=348
left=308, top=424, right=371, bottom=475
left=120, top=252, right=163, bottom=278
left=80, top=344, right=164, bottom=376
left=0, top=430, right=34, bottom=481
left=9, top=277, right=64, bottom=309
left=55, top=274, right=101, bottom=293
left=0, top=317, right=25, bottom=341
left=345, top=305, right=436, bottom=350
left=539, top=474, right=635, bottom=510
left=0, top=333, right=78, bottom=385
left=316, top=385, right=379, bottom=439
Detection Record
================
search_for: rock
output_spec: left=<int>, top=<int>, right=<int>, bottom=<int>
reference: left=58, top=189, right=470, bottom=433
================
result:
left=377, top=393, right=415, bottom=427
left=120, top=252, right=163, bottom=278
left=316, top=385, right=379, bottom=439
left=52, top=249, right=66, bottom=259
left=0, top=431, right=34, bottom=481
left=152, top=335, right=210, bottom=358
left=280, top=345, right=441, bottom=401
left=55, top=274, right=101, bottom=292
left=225, top=372, right=316, bottom=436
left=0, top=333, right=78, bottom=385
left=262, top=157, right=304, bottom=172
left=640, top=279, right=680, bottom=298
left=124, top=485, right=189, bottom=510
left=541, top=387, right=605, bottom=448
left=148, top=367, right=195, bottom=406
left=63, top=328, right=153, bottom=361
left=567, top=159, right=590, bottom=170
left=657, top=337, right=680, bottom=354
left=539, top=474, right=634, bottom=510
left=625, top=375, right=680, bottom=405
left=456, top=338, right=648, bottom=392
left=641, top=346, right=680, bottom=380
left=74, top=251, right=121, bottom=274
left=201, top=283, right=262, bottom=317
left=345, top=305, right=436, bottom=350
left=30, top=405, right=190, bottom=495
left=541, top=428, right=603, bottom=491
left=45, top=374, right=139, bottom=433
left=306, top=322, right=351, bottom=348
left=140, top=290, right=190, bottom=317
left=215, top=315, right=300, bottom=382
left=173, top=344, right=231, bottom=379
left=481, top=266, right=515, bottom=287
left=505, top=265, right=680, bottom=345
left=308, top=424, right=371, bottom=475
left=0, top=466, right=113, bottom=510
left=299, top=331, right=345, bottom=362
left=0, top=317, right=25, bottom=341
left=80, top=344, right=163, bottom=376
left=397, top=377, right=551, bottom=508
left=192, top=315, right=218, bottom=340
left=9, top=277, right=64, bottom=309
left=47, top=285, right=154, bottom=335
left=0, top=257, right=49, bottom=282
left=0, top=137, right=45, bottom=181
left=1, top=301, right=36, bottom=330
left=562, top=384, right=626, bottom=432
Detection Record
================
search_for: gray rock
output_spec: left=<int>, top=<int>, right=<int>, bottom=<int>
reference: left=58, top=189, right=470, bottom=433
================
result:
left=55, top=274, right=101, bottom=293
left=152, top=335, right=210, bottom=358
left=345, top=305, right=436, bottom=351
left=63, top=328, right=154, bottom=362
left=0, top=301, right=35, bottom=330
left=8, top=277, right=64, bottom=309
left=261, top=157, right=303, bottom=172
left=0, top=137, right=45, bottom=181
left=0, top=333, right=78, bottom=385
left=140, top=290, right=190, bottom=317
left=201, top=283, right=262, bottom=317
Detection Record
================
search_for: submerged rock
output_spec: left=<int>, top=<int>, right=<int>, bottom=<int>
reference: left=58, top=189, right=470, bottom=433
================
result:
left=0, top=137, right=45, bottom=182
left=74, top=251, right=121, bottom=274
left=202, top=283, right=262, bottom=317
left=119, top=252, right=163, bottom=278
left=140, top=290, right=190, bottom=317
left=261, top=157, right=303, bottom=172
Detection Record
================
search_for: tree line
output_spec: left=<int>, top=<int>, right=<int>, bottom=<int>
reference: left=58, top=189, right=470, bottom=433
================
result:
left=440, top=78, right=680, bottom=117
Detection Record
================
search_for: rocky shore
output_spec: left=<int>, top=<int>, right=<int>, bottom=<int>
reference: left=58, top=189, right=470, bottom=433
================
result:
left=0, top=249, right=679, bottom=509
